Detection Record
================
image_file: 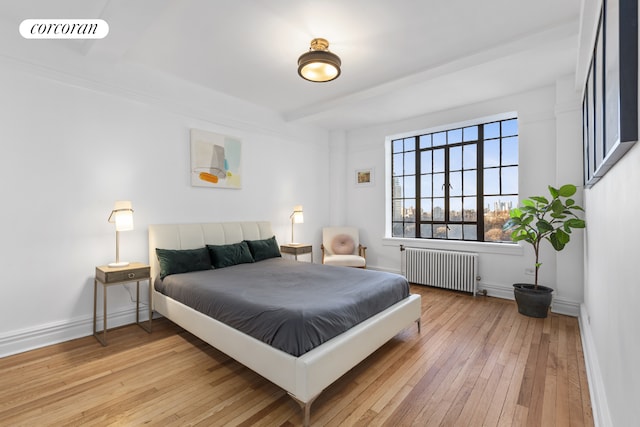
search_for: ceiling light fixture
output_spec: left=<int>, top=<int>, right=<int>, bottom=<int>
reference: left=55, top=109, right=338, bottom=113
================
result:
left=297, top=38, right=341, bottom=82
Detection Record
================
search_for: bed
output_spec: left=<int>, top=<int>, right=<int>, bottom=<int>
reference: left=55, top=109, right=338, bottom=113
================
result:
left=148, top=221, right=421, bottom=426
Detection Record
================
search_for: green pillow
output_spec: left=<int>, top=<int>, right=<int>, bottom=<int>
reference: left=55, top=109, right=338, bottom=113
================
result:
left=245, top=236, right=281, bottom=262
left=155, top=247, right=211, bottom=279
left=207, top=241, right=254, bottom=269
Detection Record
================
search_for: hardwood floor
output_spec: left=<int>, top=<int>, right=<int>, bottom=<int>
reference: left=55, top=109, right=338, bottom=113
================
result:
left=0, top=285, right=593, bottom=426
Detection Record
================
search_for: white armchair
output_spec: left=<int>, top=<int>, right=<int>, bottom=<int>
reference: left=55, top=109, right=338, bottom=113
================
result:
left=321, top=227, right=367, bottom=268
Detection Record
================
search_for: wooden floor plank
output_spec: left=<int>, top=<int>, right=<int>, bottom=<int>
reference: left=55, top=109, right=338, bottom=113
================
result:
left=0, top=286, right=592, bottom=426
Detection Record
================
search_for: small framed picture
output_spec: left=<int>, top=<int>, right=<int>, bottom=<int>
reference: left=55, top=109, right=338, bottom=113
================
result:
left=355, top=168, right=374, bottom=186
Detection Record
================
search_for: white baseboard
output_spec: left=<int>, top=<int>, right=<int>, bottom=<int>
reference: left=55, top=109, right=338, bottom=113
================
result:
left=369, top=271, right=582, bottom=318
left=0, top=306, right=148, bottom=358
left=579, top=304, right=612, bottom=427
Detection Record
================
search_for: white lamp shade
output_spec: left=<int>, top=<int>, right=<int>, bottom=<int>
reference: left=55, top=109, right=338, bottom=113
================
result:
left=292, top=205, right=304, bottom=224
left=110, top=200, right=134, bottom=231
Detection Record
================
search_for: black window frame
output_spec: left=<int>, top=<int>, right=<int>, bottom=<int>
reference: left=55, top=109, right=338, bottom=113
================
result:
left=391, top=117, right=518, bottom=242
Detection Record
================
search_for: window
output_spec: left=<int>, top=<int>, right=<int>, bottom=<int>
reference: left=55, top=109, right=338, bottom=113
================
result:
left=391, top=116, right=518, bottom=242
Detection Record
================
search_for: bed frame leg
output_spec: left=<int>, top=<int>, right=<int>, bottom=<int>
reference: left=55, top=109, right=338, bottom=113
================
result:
left=289, top=393, right=319, bottom=427
left=416, top=318, right=421, bottom=333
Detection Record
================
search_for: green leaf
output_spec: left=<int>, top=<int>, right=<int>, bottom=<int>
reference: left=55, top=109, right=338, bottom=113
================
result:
left=566, top=218, right=586, bottom=229
left=555, top=229, right=570, bottom=244
left=558, top=184, right=577, bottom=197
left=530, top=196, right=549, bottom=204
left=551, top=199, right=564, bottom=215
left=509, top=208, right=522, bottom=218
left=522, top=199, right=535, bottom=208
left=548, top=186, right=559, bottom=198
left=537, top=219, right=554, bottom=233
left=548, top=234, right=566, bottom=251
left=566, top=198, right=575, bottom=206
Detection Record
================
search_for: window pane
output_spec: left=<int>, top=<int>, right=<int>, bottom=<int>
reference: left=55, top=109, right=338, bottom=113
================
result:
left=484, top=122, right=500, bottom=139
left=448, top=128, right=462, bottom=144
left=433, top=198, right=445, bottom=220
left=433, top=224, right=447, bottom=238
left=484, top=139, right=500, bottom=167
left=502, top=166, right=518, bottom=194
left=433, top=132, right=447, bottom=146
left=393, top=139, right=404, bottom=153
left=463, top=224, right=477, bottom=240
left=433, top=149, right=445, bottom=172
left=449, top=224, right=462, bottom=239
left=421, top=199, right=432, bottom=220
left=484, top=196, right=512, bottom=242
left=404, top=151, right=416, bottom=175
left=420, top=224, right=432, bottom=238
left=502, top=119, right=518, bottom=136
left=463, top=144, right=477, bottom=169
left=463, top=170, right=477, bottom=196
left=393, top=153, right=403, bottom=176
left=463, top=197, right=477, bottom=221
left=404, top=199, right=415, bottom=220
left=450, top=146, right=462, bottom=171
left=420, top=150, right=432, bottom=173
left=463, top=126, right=478, bottom=141
left=450, top=171, right=462, bottom=196
left=450, top=197, right=462, bottom=221
left=404, top=176, right=416, bottom=198
left=421, top=174, right=432, bottom=197
left=404, top=137, right=416, bottom=151
left=392, top=222, right=404, bottom=237
left=419, top=134, right=432, bottom=148
left=484, top=168, right=500, bottom=194
left=502, top=136, right=518, bottom=165
left=404, top=223, right=416, bottom=238
left=433, top=173, right=445, bottom=197
left=392, top=177, right=403, bottom=197
left=393, top=200, right=403, bottom=220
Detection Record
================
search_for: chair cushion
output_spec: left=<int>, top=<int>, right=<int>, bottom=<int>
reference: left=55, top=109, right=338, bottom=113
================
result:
left=331, top=234, right=355, bottom=255
left=323, top=254, right=366, bottom=268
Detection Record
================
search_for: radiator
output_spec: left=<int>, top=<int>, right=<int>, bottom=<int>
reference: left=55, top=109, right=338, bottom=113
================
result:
left=401, top=247, right=479, bottom=295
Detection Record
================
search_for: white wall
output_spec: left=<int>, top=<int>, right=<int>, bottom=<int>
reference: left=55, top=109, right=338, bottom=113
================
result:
left=342, top=82, right=585, bottom=314
left=575, top=2, right=640, bottom=426
left=583, top=144, right=640, bottom=427
left=0, top=66, right=330, bottom=357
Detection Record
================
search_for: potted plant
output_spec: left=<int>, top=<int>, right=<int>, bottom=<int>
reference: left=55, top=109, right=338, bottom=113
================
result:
left=502, top=184, right=585, bottom=318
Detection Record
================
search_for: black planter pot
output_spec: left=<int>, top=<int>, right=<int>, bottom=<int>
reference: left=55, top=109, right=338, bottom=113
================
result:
left=513, top=283, right=554, bottom=318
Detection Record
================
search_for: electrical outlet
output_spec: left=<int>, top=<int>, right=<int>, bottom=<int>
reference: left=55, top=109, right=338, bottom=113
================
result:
left=524, top=268, right=535, bottom=276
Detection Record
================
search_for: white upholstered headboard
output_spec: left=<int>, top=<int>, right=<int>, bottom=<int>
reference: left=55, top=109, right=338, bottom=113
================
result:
left=148, top=221, right=274, bottom=281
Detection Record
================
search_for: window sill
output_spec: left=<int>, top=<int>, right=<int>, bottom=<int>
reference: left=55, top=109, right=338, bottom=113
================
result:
left=381, top=237, right=524, bottom=256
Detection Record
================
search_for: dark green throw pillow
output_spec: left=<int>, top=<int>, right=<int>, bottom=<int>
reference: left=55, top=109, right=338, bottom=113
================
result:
left=207, top=241, right=254, bottom=269
left=155, top=247, right=211, bottom=279
left=245, top=236, right=281, bottom=262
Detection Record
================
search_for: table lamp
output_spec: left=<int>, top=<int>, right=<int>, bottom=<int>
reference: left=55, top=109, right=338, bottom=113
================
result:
left=107, top=200, right=134, bottom=267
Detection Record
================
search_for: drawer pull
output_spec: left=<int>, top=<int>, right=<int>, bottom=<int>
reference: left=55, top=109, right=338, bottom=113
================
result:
left=128, top=273, right=135, bottom=279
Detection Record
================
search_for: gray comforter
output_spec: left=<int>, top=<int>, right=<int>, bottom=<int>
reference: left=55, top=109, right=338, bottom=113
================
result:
left=155, top=258, right=410, bottom=356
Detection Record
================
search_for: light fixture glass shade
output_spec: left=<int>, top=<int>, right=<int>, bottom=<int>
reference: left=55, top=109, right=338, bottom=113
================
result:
left=298, top=38, right=341, bottom=82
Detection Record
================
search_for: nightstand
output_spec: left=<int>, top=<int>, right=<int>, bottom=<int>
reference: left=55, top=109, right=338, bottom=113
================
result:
left=280, top=243, right=313, bottom=262
left=93, top=262, right=152, bottom=346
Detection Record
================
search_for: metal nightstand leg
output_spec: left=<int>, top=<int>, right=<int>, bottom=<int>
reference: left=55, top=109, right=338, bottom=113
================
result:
left=136, top=280, right=152, bottom=333
left=93, top=279, right=108, bottom=346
